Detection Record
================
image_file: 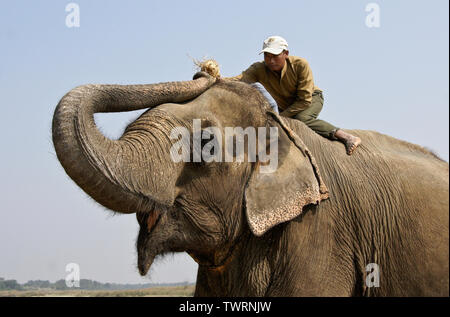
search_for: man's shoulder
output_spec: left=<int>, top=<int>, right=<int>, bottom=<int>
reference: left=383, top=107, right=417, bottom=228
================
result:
left=288, top=55, right=310, bottom=68
left=240, top=61, right=265, bottom=76
left=247, top=61, right=265, bottom=71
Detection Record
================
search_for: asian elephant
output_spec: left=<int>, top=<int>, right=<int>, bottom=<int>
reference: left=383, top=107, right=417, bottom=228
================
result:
left=52, top=72, right=449, bottom=296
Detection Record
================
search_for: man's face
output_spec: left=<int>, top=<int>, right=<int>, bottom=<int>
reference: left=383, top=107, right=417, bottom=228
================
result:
left=264, top=50, right=289, bottom=73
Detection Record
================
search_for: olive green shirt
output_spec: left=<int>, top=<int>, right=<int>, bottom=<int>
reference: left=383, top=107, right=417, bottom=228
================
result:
left=230, top=56, right=321, bottom=117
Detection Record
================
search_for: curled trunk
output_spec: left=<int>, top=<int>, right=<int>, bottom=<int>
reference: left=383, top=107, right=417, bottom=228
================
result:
left=52, top=75, right=215, bottom=213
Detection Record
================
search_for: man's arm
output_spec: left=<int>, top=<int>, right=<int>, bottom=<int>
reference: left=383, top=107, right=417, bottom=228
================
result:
left=279, top=59, right=315, bottom=118
left=223, top=62, right=261, bottom=83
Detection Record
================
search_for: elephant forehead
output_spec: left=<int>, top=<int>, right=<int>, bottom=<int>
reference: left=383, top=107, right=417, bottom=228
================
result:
left=161, top=102, right=266, bottom=130
left=138, top=82, right=270, bottom=132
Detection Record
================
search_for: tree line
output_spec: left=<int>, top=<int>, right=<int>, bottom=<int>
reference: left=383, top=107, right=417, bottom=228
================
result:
left=0, top=277, right=192, bottom=291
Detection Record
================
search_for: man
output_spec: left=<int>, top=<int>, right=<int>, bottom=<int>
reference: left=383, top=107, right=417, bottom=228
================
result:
left=231, top=36, right=361, bottom=155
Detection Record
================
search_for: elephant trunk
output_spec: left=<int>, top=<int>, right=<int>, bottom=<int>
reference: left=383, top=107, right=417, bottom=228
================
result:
left=52, top=74, right=215, bottom=213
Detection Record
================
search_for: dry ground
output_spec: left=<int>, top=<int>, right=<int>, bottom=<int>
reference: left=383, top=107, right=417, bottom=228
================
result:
left=0, top=285, right=195, bottom=297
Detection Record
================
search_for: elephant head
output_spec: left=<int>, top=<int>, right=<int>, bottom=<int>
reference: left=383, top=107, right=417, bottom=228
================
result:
left=52, top=74, right=328, bottom=276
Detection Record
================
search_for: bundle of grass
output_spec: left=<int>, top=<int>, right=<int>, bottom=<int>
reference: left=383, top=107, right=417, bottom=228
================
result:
left=193, top=58, right=221, bottom=79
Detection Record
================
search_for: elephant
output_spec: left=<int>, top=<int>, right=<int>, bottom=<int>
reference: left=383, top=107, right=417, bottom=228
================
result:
left=52, top=72, right=449, bottom=296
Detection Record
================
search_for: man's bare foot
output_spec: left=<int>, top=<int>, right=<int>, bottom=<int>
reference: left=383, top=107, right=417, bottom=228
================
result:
left=334, top=129, right=362, bottom=155
left=344, top=135, right=361, bottom=155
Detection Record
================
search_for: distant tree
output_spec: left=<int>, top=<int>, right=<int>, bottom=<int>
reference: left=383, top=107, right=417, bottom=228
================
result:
left=0, top=279, right=23, bottom=290
left=54, top=279, right=68, bottom=290
left=24, top=280, right=51, bottom=289
left=0, top=277, right=193, bottom=291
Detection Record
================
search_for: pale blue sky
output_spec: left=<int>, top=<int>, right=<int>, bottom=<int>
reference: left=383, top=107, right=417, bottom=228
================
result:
left=0, top=0, right=448, bottom=284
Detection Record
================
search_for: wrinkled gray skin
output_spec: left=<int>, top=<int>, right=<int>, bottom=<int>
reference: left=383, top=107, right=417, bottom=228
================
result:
left=53, top=72, right=449, bottom=296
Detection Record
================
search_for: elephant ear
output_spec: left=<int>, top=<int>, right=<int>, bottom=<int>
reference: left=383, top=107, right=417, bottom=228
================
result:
left=245, top=112, right=329, bottom=236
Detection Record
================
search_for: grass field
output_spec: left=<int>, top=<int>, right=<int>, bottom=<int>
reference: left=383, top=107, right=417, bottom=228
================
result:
left=0, top=285, right=195, bottom=297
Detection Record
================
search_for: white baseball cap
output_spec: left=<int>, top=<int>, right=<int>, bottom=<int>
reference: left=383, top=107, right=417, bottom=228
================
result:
left=259, top=36, right=288, bottom=55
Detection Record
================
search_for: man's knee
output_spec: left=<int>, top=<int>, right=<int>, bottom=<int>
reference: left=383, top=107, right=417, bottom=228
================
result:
left=294, top=113, right=315, bottom=124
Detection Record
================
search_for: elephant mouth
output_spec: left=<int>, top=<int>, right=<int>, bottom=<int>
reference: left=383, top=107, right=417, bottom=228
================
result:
left=146, top=209, right=161, bottom=233
left=138, top=253, right=155, bottom=276
left=137, top=207, right=165, bottom=276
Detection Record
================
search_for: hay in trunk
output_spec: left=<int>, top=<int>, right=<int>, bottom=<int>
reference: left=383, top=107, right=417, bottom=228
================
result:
left=193, top=58, right=221, bottom=78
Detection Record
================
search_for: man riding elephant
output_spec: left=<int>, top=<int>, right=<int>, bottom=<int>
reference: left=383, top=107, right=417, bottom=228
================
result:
left=53, top=63, right=449, bottom=296
left=229, top=35, right=361, bottom=155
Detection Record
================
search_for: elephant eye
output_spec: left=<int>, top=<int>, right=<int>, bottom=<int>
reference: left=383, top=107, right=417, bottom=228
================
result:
left=188, top=133, right=214, bottom=165
left=201, top=137, right=216, bottom=157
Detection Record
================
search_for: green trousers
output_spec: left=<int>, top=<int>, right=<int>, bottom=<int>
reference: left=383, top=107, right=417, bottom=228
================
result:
left=293, top=90, right=338, bottom=140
